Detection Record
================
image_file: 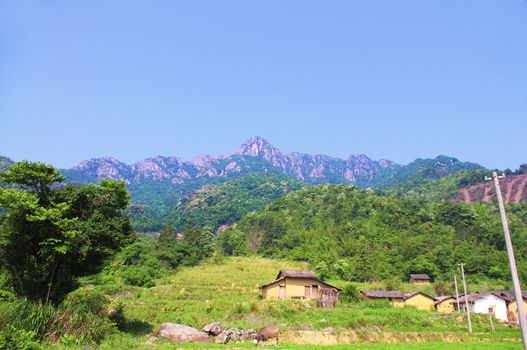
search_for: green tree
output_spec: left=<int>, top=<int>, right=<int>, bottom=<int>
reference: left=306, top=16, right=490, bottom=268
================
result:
left=199, top=225, right=215, bottom=259
left=0, top=162, right=135, bottom=303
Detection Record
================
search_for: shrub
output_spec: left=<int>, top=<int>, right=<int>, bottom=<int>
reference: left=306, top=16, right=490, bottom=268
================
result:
left=0, top=324, right=41, bottom=350
left=0, top=290, right=16, bottom=302
left=340, top=283, right=361, bottom=303
left=433, top=279, right=452, bottom=296
left=384, top=277, right=402, bottom=291
left=365, top=300, right=392, bottom=309
left=0, top=292, right=116, bottom=346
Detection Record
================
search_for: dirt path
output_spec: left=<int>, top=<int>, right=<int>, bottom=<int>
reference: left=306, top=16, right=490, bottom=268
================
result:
left=281, top=330, right=472, bottom=345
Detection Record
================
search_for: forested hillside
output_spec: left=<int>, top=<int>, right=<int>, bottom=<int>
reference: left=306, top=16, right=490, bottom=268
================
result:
left=383, top=169, right=489, bottom=201
left=129, top=174, right=304, bottom=232
left=168, top=174, right=305, bottom=231
left=219, top=185, right=527, bottom=283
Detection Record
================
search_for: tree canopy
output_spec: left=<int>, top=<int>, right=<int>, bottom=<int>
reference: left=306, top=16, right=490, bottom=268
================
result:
left=219, top=184, right=527, bottom=284
left=0, top=162, right=135, bottom=303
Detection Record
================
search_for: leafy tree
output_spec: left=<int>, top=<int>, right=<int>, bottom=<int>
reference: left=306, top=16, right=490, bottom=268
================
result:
left=199, top=225, right=215, bottom=259
left=0, top=162, right=135, bottom=303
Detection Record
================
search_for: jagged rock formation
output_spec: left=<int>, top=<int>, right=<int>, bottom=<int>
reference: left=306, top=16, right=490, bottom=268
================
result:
left=451, top=175, right=527, bottom=203
left=60, top=136, right=401, bottom=187
left=3, top=136, right=480, bottom=189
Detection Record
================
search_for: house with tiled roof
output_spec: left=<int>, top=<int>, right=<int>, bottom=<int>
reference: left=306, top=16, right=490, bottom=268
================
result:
left=457, top=291, right=509, bottom=321
left=260, top=270, right=341, bottom=300
left=409, top=273, right=431, bottom=285
left=360, top=290, right=436, bottom=310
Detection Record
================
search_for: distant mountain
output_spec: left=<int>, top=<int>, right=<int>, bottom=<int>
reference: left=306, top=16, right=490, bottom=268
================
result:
left=451, top=175, right=527, bottom=204
left=382, top=169, right=490, bottom=201
left=0, top=156, right=15, bottom=171
left=372, top=155, right=484, bottom=189
left=60, top=136, right=406, bottom=187
left=2, top=137, right=486, bottom=231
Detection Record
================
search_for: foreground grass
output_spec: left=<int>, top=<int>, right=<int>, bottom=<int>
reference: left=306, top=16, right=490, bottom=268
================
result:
left=96, top=334, right=522, bottom=350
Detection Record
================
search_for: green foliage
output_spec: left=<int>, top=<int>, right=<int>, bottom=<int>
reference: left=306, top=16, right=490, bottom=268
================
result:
left=107, top=239, right=163, bottom=287
left=225, top=185, right=527, bottom=282
left=128, top=173, right=305, bottom=232
left=340, top=283, right=361, bottom=302
left=383, top=169, right=489, bottom=201
left=0, top=292, right=115, bottom=346
left=0, top=162, right=135, bottom=303
left=0, top=324, right=41, bottom=350
left=372, top=156, right=483, bottom=189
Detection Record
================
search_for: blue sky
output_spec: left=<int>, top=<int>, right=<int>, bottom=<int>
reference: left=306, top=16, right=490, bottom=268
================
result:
left=1, top=1, right=526, bottom=169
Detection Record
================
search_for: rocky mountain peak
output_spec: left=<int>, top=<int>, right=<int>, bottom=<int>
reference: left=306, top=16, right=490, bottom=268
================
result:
left=71, top=157, right=131, bottom=182
left=234, top=136, right=282, bottom=158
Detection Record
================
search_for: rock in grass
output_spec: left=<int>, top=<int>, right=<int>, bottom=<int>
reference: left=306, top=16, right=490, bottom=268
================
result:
left=202, top=322, right=223, bottom=336
left=157, top=323, right=210, bottom=343
left=215, top=331, right=230, bottom=344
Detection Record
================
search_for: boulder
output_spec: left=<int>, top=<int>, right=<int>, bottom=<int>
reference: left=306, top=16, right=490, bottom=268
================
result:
left=157, top=323, right=210, bottom=343
left=215, top=331, right=230, bottom=344
left=202, top=322, right=223, bottom=336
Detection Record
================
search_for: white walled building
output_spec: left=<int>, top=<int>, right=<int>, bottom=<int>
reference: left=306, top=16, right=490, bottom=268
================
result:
left=458, top=292, right=509, bottom=321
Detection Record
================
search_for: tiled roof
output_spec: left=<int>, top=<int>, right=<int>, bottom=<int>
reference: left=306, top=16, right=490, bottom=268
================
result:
left=259, top=270, right=341, bottom=291
left=409, top=274, right=431, bottom=280
left=457, top=291, right=510, bottom=303
left=360, top=290, right=405, bottom=299
left=277, top=270, right=317, bottom=279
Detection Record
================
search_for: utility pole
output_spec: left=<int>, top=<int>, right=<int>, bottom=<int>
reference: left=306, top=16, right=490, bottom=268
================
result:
left=486, top=172, right=527, bottom=350
left=454, top=273, right=460, bottom=311
left=459, top=263, right=472, bottom=333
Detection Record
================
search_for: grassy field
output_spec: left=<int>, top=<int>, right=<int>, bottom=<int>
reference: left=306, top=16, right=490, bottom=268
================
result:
left=75, top=256, right=523, bottom=348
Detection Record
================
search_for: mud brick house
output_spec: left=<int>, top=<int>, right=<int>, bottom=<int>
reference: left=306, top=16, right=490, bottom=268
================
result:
left=409, top=274, right=431, bottom=285
left=260, top=270, right=340, bottom=300
left=360, top=290, right=436, bottom=311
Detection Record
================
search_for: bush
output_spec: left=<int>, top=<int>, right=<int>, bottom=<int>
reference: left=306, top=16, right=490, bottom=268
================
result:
left=340, top=283, right=361, bottom=302
left=0, top=292, right=116, bottom=346
left=384, top=277, right=402, bottom=291
left=0, top=290, right=16, bottom=302
left=365, top=300, right=392, bottom=309
left=0, top=324, right=41, bottom=350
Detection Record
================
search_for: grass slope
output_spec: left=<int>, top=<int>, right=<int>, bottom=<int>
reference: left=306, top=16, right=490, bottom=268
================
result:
left=82, top=257, right=521, bottom=348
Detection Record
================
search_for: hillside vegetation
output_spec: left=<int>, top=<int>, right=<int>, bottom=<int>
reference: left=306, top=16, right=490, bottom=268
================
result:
left=129, top=174, right=304, bottom=232
left=219, top=184, right=527, bottom=283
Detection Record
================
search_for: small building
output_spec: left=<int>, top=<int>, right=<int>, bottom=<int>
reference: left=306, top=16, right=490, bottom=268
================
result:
left=403, top=291, right=436, bottom=311
left=360, top=290, right=435, bottom=310
left=457, top=292, right=509, bottom=322
left=435, top=296, right=457, bottom=313
left=497, top=291, right=527, bottom=323
left=360, top=290, right=406, bottom=307
left=260, top=270, right=341, bottom=300
left=409, top=274, right=431, bottom=285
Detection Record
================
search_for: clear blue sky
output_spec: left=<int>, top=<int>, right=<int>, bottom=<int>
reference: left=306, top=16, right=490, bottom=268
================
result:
left=1, top=1, right=526, bottom=169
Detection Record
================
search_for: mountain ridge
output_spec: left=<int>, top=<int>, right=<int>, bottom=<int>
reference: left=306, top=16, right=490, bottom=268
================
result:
left=57, top=136, right=481, bottom=188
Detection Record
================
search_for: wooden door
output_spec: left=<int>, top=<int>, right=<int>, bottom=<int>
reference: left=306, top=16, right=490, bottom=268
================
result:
left=279, top=285, right=285, bottom=299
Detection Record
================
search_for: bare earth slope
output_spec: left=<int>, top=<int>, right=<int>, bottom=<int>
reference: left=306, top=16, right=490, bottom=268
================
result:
left=451, top=175, right=527, bottom=203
